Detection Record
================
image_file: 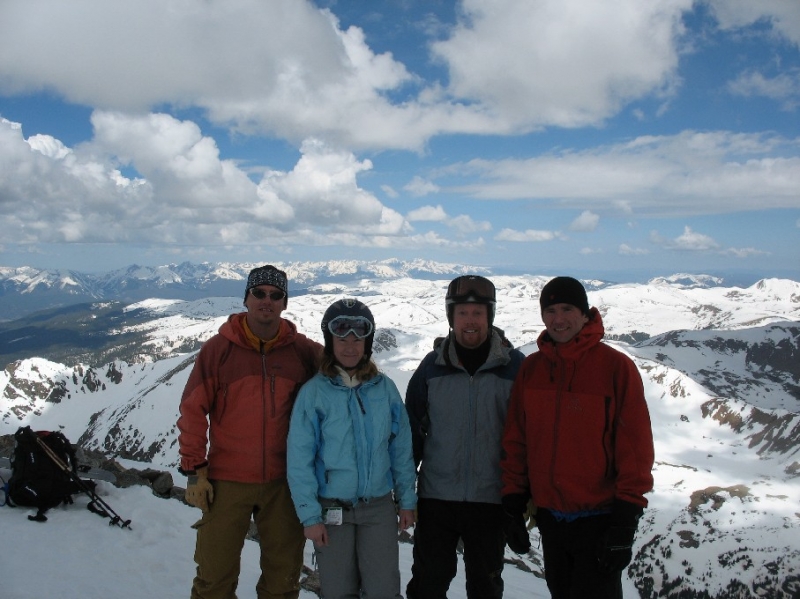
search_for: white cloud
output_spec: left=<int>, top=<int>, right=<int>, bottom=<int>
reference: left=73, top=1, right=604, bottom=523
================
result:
left=446, top=214, right=492, bottom=235
left=728, top=68, right=800, bottom=110
left=648, top=229, right=769, bottom=258
left=0, top=0, right=432, bottom=151
left=569, top=210, right=600, bottom=232
left=671, top=226, right=720, bottom=251
left=723, top=247, right=770, bottom=258
left=445, top=131, right=800, bottom=215
left=381, top=185, right=399, bottom=198
left=260, top=138, right=375, bottom=222
left=0, top=0, right=700, bottom=149
left=0, top=117, right=413, bottom=247
left=495, top=228, right=559, bottom=242
left=27, top=134, right=72, bottom=160
left=619, top=244, right=649, bottom=255
left=0, top=0, right=794, bottom=155
left=407, top=205, right=448, bottom=222
left=0, top=117, right=154, bottom=244
left=706, top=0, right=800, bottom=46
left=651, top=226, right=724, bottom=252
left=313, top=230, right=486, bottom=252
left=90, top=111, right=257, bottom=210
left=432, top=0, right=690, bottom=129
left=405, top=205, right=490, bottom=236
left=402, top=232, right=486, bottom=251
left=404, top=176, right=440, bottom=197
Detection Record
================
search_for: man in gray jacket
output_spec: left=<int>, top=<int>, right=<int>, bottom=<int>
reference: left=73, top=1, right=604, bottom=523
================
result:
left=405, top=275, right=526, bottom=599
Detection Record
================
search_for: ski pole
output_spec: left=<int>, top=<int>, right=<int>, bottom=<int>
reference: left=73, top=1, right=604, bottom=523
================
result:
left=29, top=430, right=132, bottom=529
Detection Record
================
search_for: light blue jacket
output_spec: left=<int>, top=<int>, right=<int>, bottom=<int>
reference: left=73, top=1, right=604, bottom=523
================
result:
left=287, top=371, right=417, bottom=527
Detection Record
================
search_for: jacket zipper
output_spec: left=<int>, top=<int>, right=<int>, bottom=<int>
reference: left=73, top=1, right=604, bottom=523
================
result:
left=551, top=355, right=566, bottom=507
left=355, top=388, right=366, bottom=414
left=260, top=344, right=274, bottom=481
left=354, top=388, right=368, bottom=498
left=464, top=374, right=476, bottom=501
left=603, top=396, right=613, bottom=478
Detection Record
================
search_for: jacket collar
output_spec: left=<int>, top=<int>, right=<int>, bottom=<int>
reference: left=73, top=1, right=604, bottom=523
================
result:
left=436, top=327, right=511, bottom=371
left=537, top=307, right=604, bottom=359
left=220, top=312, right=297, bottom=351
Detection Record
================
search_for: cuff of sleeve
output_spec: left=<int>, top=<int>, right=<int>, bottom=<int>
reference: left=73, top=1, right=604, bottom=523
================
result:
left=178, top=461, right=209, bottom=476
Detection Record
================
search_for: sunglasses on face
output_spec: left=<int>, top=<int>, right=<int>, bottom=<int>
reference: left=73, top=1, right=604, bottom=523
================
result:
left=327, top=315, right=374, bottom=339
left=250, top=288, right=286, bottom=301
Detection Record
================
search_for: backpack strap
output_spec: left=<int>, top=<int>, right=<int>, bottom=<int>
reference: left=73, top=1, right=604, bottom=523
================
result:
left=28, top=508, right=49, bottom=523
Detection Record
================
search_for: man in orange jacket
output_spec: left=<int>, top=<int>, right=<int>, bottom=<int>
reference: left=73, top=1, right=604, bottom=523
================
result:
left=501, top=276, right=654, bottom=599
left=177, top=264, right=322, bottom=599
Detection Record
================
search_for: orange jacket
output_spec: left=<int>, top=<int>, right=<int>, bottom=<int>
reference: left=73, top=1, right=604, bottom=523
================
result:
left=178, top=314, right=322, bottom=482
left=501, top=308, right=654, bottom=512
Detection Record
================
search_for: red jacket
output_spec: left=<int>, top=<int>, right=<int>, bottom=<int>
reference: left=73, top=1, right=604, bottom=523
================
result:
left=178, top=314, right=322, bottom=483
left=501, top=308, right=654, bottom=512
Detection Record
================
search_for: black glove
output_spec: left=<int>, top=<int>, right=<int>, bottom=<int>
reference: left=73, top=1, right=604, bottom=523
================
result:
left=597, top=499, right=643, bottom=572
left=597, top=525, right=636, bottom=571
left=502, top=494, right=532, bottom=554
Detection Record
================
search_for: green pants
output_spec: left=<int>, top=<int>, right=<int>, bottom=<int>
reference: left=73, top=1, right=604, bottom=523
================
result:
left=191, top=479, right=305, bottom=599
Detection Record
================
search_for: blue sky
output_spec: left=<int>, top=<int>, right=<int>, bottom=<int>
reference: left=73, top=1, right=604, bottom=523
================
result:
left=0, top=0, right=798, bottom=283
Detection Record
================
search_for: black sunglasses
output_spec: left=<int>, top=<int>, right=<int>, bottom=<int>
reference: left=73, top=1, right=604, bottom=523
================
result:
left=250, top=288, right=286, bottom=301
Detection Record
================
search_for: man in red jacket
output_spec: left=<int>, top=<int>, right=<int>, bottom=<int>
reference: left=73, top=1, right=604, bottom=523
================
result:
left=501, top=276, right=654, bottom=599
left=177, top=264, right=322, bottom=599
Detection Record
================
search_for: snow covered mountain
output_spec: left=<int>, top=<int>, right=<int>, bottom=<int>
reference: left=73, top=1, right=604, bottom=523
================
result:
left=0, top=260, right=492, bottom=321
left=1, top=266, right=799, bottom=598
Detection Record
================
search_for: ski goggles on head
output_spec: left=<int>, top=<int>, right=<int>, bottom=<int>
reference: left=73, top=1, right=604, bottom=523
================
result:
left=327, top=315, right=374, bottom=339
left=446, top=275, right=495, bottom=303
left=250, top=288, right=286, bottom=301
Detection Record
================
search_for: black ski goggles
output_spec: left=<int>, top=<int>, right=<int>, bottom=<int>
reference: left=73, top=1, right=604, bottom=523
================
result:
left=447, top=275, right=495, bottom=303
left=327, top=315, right=374, bottom=339
left=250, top=288, right=286, bottom=301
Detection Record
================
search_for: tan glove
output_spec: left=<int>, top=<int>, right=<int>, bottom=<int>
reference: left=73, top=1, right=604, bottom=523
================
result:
left=185, top=466, right=214, bottom=512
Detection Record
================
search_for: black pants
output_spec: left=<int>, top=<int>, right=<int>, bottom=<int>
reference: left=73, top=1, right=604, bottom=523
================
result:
left=406, top=498, right=505, bottom=599
left=537, top=509, right=623, bottom=599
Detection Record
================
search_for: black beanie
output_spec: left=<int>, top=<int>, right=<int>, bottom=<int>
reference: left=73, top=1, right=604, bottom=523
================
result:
left=539, top=276, right=590, bottom=315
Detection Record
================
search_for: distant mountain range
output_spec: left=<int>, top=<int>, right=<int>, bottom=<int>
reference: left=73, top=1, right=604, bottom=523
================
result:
left=1, top=262, right=799, bottom=597
left=0, top=260, right=493, bottom=321
left=1, top=260, right=746, bottom=323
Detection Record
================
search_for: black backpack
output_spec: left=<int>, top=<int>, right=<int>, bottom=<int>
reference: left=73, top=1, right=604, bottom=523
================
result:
left=7, top=426, right=84, bottom=521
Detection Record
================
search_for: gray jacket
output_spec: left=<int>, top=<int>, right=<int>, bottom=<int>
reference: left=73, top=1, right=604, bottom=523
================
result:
left=405, top=328, right=525, bottom=504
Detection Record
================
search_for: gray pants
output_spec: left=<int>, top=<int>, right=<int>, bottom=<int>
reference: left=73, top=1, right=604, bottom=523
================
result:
left=315, top=493, right=403, bottom=599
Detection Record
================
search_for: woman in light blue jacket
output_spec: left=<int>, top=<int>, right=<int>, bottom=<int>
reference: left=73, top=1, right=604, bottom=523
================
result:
left=288, top=298, right=417, bottom=599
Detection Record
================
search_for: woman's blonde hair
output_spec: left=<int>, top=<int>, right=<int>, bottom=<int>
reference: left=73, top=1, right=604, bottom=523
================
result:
left=320, top=352, right=379, bottom=381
